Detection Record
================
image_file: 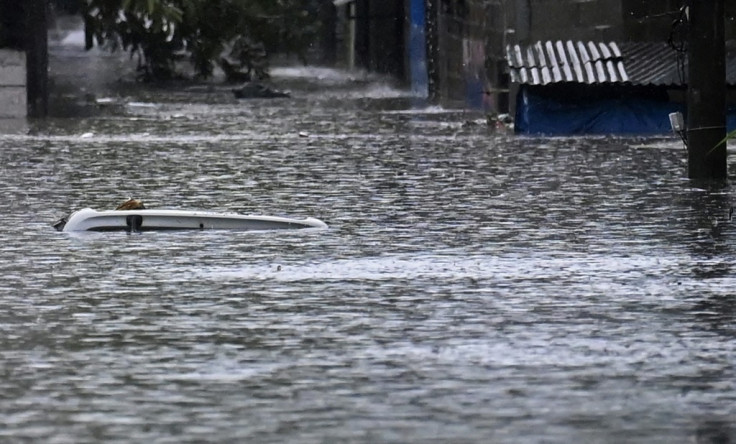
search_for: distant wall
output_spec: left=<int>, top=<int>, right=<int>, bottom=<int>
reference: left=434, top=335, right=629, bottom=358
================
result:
left=0, top=50, right=27, bottom=118
left=429, top=0, right=495, bottom=108
left=427, top=0, right=507, bottom=111
left=621, top=0, right=680, bottom=42
left=366, top=0, right=405, bottom=77
left=509, top=0, right=736, bottom=45
left=622, top=0, right=736, bottom=42
left=334, top=0, right=405, bottom=79
left=510, top=0, right=623, bottom=43
left=1, top=0, right=48, bottom=118
left=426, top=0, right=736, bottom=114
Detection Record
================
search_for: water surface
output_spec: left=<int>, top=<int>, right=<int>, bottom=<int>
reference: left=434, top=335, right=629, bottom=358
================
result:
left=1, top=62, right=735, bottom=443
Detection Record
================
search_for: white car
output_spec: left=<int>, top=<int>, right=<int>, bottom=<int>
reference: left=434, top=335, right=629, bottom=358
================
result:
left=54, top=208, right=328, bottom=233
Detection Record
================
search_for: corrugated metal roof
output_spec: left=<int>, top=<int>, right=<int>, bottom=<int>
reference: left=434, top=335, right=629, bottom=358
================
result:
left=507, top=41, right=628, bottom=85
left=617, top=42, right=684, bottom=86
left=507, top=40, right=736, bottom=87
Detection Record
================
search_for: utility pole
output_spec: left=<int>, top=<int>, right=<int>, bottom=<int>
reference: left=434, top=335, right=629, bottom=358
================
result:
left=686, top=0, right=726, bottom=179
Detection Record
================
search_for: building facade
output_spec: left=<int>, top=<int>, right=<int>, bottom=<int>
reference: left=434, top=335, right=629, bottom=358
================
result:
left=0, top=0, right=48, bottom=118
left=334, top=0, right=736, bottom=124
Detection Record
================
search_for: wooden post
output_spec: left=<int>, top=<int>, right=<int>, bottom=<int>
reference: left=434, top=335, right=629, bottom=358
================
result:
left=686, top=0, right=726, bottom=179
left=25, top=0, right=48, bottom=118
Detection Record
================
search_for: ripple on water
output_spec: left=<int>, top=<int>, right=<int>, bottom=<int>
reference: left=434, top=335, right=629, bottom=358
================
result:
left=0, top=70, right=735, bottom=443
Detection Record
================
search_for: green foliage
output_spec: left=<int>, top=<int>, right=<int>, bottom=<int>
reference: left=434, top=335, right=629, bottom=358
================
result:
left=707, top=128, right=736, bottom=157
left=82, top=0, right=321, bottom=81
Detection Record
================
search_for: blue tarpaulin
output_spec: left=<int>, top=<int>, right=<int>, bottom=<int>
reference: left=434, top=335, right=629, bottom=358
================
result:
left=515, top=85, right=736, bottom=135
left=515, top=86, right=682, bottom=135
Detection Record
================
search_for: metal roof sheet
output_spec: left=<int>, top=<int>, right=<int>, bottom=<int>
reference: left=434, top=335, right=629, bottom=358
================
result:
left=507, top=40, right=736, bottom=87
left=616, top=42, right=684, bottom=86
left=507, top=40, right=628, bottom=85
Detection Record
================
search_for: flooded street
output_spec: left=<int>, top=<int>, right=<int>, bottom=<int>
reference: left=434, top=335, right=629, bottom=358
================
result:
left=1, top=42, right=736, bottom=442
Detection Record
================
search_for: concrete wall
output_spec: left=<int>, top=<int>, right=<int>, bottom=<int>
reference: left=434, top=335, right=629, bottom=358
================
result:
left=0, top=49, right=27, bottom=118
left=428, top=0, right=508, bottom=110
left=432, top=0, right=466, bottom=105
left=339, top=0, right=736, bottom=114
left=365, top=0, right=405, bottom=77
left=509, top=0, right=623, bottom=43
left=428, top=0, right=484, bottom=106
left=334, top=0, right=405, bottom=78
left=622, top=0, right=736, bottom=42
left=621, top=0, right=680, bottom=42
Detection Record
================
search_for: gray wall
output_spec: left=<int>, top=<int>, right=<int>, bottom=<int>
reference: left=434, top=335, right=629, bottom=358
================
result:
left=0, top=50, right=27, bottom=118
left=509, top=0, right=623, bottom=44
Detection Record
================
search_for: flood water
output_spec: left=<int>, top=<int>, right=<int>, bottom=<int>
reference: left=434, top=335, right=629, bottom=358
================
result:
left=2, top=44, right=736, bottom=443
